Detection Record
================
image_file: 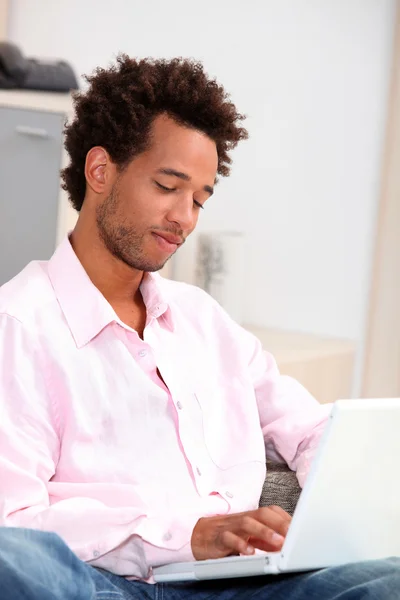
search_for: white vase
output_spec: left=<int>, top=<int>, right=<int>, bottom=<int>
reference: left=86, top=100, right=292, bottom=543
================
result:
left=195, top=231, right=245, bottom=324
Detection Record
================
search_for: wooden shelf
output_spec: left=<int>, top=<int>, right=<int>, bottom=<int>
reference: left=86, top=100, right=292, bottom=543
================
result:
left=244, top=325, right=356, bottom=405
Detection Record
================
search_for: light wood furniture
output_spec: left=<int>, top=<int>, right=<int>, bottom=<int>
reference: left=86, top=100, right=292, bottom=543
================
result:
left=245, top=326, right=356, bottom=404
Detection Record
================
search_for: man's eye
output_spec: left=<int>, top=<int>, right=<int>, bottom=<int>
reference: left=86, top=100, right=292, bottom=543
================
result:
left=155, top=181, right=175, bottom=192
left=154, top=181, right=204, bottom=209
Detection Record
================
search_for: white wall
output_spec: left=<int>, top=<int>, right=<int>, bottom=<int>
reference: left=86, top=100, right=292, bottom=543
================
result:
left=8, top=1, right=396, bottom=348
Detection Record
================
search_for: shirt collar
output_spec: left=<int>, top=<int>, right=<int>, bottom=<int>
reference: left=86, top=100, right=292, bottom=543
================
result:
left=47, top=237, right=174, bottom=348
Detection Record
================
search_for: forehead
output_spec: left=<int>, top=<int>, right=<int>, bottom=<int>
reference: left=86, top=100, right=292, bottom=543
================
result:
left=144, top=114, right=218, bottom=177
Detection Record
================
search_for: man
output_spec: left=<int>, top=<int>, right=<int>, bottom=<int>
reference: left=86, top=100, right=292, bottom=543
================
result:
left=0, top=56, right=398, bottom=599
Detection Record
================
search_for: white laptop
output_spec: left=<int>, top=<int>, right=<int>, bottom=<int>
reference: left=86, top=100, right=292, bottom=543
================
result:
left=153, top=398, right=400, bottom=582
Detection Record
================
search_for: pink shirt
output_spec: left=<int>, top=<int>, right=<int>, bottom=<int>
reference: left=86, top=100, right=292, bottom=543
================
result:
left=0, top=237, right=331, bottom=580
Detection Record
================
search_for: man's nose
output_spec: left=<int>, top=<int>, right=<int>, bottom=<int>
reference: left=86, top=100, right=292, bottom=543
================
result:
left=166, top=195, right=197, bottom=232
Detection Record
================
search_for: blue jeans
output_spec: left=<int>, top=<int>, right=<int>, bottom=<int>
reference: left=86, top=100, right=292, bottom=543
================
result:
left=0, top=528, right=399, bottom=599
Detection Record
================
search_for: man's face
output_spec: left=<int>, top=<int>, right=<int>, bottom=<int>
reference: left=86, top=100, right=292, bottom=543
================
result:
left=96, top=114, right=218, bottom=272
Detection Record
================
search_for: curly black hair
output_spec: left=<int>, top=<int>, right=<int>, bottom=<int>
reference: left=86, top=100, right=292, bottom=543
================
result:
left=61, top=55, right=248, bottom=211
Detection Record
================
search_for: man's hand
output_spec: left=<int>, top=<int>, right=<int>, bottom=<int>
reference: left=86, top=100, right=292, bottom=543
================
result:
left=191, top=506, right=292, bottom=561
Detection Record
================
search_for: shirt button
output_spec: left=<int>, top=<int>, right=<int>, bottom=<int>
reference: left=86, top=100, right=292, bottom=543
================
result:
left=138, top=349, right=147, bottom=357
left=196, top=467, right=202, bottom=476
left=176, top=401, right=183, bottom=410
left=163, top=531, right=172, bottom=542
left=226, top=491, right=234, bottom=498
left=92, top=550, right=100, bottom=558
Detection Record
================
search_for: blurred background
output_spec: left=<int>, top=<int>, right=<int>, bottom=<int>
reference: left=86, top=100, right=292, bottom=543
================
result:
left=0, top=0, right=399, bottom=404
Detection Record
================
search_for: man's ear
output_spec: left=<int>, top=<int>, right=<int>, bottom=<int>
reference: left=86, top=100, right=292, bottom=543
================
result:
left=84, top=147, right=116, bottom=194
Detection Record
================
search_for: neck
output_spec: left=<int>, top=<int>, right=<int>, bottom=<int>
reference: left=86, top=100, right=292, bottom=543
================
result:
left=70, top=215, right=144, bottom=307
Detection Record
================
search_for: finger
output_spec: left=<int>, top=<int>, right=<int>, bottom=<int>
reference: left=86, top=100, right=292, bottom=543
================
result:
left=220, top=530, right=255, bottom=556
left=252, top=508, right=290, bottom=537
left=268, top=505, right=292, bottom=523
left=238, top=515, right=285, bottom=548
left=248, top=536, right=285, bottom=553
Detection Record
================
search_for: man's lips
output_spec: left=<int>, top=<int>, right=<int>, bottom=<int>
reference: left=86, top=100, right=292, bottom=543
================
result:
left=152, top=232, right=184, bottom=245
left=152, top=232, right=184, bottom=253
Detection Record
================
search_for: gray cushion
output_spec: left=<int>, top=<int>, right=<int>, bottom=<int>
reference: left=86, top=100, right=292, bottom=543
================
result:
left=259, top=462, right=301, bottom=515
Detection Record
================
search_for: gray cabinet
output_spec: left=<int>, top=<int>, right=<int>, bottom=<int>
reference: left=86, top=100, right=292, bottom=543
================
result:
left=0, top=105, right=65, bottom=285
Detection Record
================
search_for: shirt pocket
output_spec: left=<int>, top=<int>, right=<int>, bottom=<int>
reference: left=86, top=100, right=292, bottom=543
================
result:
left=194, top=383, right=266, bottom=470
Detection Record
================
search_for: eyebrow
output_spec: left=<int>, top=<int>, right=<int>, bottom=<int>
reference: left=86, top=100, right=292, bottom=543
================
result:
left=156, top=167, right=214, bottom=196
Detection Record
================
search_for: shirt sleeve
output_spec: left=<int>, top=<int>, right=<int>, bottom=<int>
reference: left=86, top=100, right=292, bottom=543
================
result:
left=246, top=330, right=332, bottom=487
left=87, top=514, right=198, bottom=576
left=0, top=314, right=196, bottom=577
